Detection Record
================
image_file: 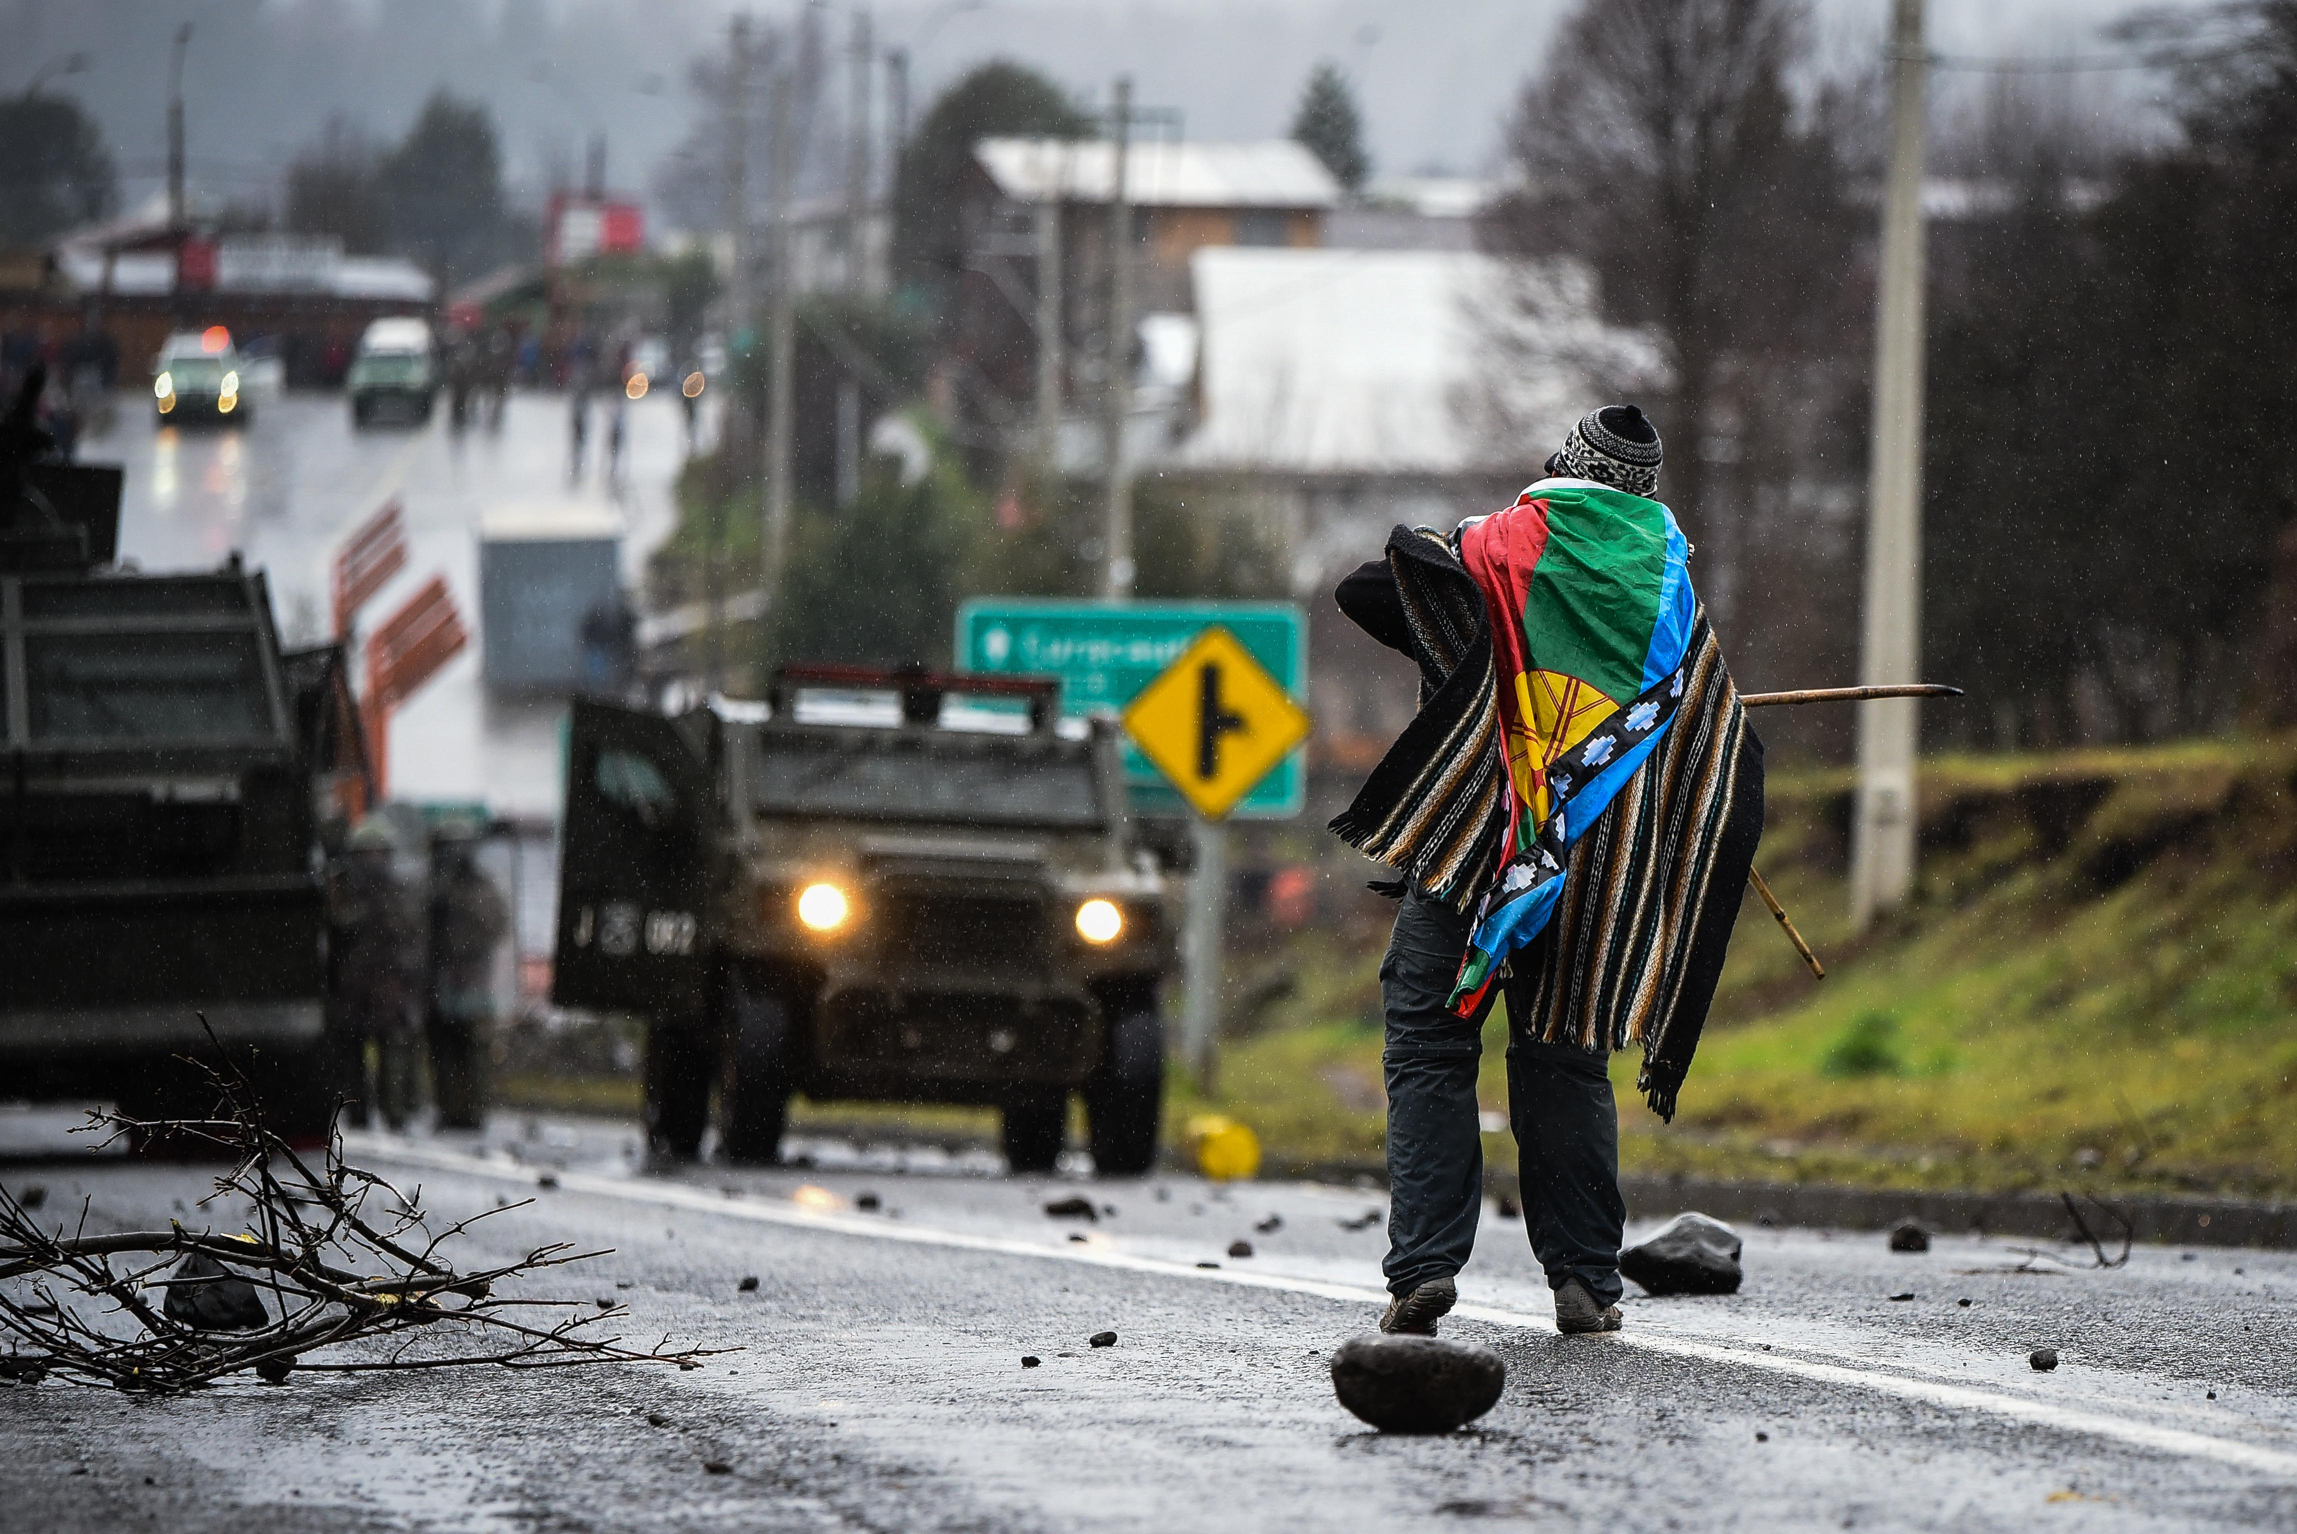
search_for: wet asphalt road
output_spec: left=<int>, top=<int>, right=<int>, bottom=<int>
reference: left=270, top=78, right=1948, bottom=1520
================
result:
left=2, top=1115, right=2293, bottom=1532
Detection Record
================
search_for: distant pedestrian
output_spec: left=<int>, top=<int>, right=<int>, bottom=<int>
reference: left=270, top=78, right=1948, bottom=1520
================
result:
left=329, top=817, right=422, bottom=1130
left=1331, top=405, right=1764, bottom=1337
left=606, top=394, right=627, bottom=486
left=568, top=388, right=589, bottom=482
left=424, top=818, right=510, bottom=1131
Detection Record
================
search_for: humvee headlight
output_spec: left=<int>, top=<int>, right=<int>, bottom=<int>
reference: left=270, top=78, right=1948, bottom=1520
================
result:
left=797, top=882, right=851, bottom=932
left=1075, top=898, right=1124, bottom=945
left=154, top=373, right=174, bottom=399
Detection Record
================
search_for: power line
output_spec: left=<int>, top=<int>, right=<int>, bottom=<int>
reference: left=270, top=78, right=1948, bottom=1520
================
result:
left=1895, top=38, right=2270, bottom=74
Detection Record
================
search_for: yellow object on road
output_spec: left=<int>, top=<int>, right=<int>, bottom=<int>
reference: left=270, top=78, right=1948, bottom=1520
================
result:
left=1186, top=1115, right=1262, bottom=1181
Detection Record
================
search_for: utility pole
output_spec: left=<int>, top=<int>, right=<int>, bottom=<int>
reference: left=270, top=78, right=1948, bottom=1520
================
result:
left=836, top=6, right=872, bottom=508
left=764, top=65, right=797, bottom=620
left=1033, top=185, right=1064, bottom=475
left=166, top=23, right=191, bottom=231
left=885, top=48, right=910, bottom=170
left=1850, top=0, right=1931, bottom=931
left=710, top=12, right=752, bottom=697
left=1099, top=76, right=1135, bottom=600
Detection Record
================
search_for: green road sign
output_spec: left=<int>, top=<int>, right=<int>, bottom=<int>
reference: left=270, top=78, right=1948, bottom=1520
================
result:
left=955, top=598, right=1308, bottom=818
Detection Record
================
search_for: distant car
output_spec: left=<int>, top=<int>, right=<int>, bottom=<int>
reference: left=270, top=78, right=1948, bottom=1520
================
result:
left=347, top=317, right=438, bottom=427
left=152, top=329, right=252, bottom=426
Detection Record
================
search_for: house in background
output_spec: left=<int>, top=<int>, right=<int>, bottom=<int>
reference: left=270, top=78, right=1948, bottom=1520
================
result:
left=1170, top=245, right=1659, bottom=793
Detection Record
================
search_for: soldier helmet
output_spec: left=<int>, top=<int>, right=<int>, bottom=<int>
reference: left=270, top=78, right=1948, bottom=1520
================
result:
left=430, top=814, right=485, bottom=843
left=347, top=817, right=399, bottom=852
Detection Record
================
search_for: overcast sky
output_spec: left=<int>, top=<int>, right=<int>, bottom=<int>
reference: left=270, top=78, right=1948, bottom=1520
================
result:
left=6, top=0, right=2205, bottom=224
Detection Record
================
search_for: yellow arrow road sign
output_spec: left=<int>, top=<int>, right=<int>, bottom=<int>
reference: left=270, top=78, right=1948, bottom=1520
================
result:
left=1121, top=626, right=1311, bottom=821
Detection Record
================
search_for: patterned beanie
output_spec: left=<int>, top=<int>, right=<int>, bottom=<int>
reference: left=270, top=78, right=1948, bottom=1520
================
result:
left=1546, top=405, right=1663, bottom=498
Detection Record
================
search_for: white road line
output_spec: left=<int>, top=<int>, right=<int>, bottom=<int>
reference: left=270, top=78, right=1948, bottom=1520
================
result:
left=353, top=1137, right=2297, bottom=1479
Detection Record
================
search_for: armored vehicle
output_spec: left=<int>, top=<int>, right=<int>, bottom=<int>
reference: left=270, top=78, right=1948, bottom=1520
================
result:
left=1, top=369, right=358, bottom=1138
left=554, top=664, right=1177, bottom=1174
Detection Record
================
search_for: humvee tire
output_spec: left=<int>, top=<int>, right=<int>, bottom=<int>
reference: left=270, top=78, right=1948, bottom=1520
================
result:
left=644, top=1019, right=715, bottom=1162
left=1085, top=981, right=1165, bottom=1176
left=722, top=971, right=798, bottom=1165
left=1000, top=1105, right=1067, bottom=1174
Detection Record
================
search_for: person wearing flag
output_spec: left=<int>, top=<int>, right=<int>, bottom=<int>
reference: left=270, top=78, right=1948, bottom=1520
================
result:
left=1331, top=405, right=1766, bottom=1336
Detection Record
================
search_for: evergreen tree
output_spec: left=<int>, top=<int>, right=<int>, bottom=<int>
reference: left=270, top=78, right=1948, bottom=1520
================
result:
left=380, top=92, right=507, bottom=283
left=0, top=94, right=115, bottom=247
left=1288, top=63, right=1369, bottom=194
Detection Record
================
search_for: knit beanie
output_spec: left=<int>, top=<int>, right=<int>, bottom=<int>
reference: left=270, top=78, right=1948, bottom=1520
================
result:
left=1545, top=404, right=1663, bottom=498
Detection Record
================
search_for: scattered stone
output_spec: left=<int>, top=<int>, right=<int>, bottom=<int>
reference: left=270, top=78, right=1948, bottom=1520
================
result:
left=1196, top=1261, right=1220, bottom=1270
left=2181, top=1252, right=2196, bottom=1262
left=14, top=1186, right=44, bottom=1211
left=2208, top=1390, right=2216, bottom=1400
left=2030, top=1348, right=2059, bottom=1372
left=1494, top=1194, right=1520, bottom=1220
left=1067, top=1233, right=1088, bottom=1244
left=1043, top=1196, right=1098, bottom=1221
left=617, top=1280, right=634, bottom=1289
left=0, top=1356, right=49, bottom=1384
left=737, top=1276, right=759, bottom=1293
left=536, top=1174, right=560, bottom=1190
left=1227, top=1240, right=1254, bottom=1259
left=1889, top=1292, right=1917, bottom=1302
left=646, top=1412, right=669, bottom=1427
left=1329, top=1334, right=1506, bottom=1434
left=1340, top=1209, right=1382, bottom=1232
left=1957, top=1297, right=1972, bottom=1308
left=703, top=1461, right=732, bottom=1475
left=1887, top=1220, right=1931, bottom=1253
left=1021, top=1356, right=1041, bottom=1368
left=594, top=1297, right=615, bottom=1310
left=856, top=1192, right=881, bottom=1211
left=1756, top=1431, right=1769, bottom=1442
left=254, top=1354, right=292, bottom=1384
left=162, top=1252, right=268, bottom=1331
left=1101, top=1204, right=1117, bottom=1217
left=1255, top=1215, right=1283, bottom=1234
left=1618, top=1213, right=1743, bottom=1297
left=1089, top=1331, right=1117, bottom=1348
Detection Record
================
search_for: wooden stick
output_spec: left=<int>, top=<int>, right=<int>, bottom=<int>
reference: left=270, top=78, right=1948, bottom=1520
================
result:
left=1740, top=684, right=1963, bottom=708
left=1747, top=867, right=1825, bottom=979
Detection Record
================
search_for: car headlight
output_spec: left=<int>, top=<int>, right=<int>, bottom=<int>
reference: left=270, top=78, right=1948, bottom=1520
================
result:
left=682, top=371, right=706, bottom=398
left=626, top=371, right=648, bottom=400
left=221, top=371, right=238, bottom=393
left=1075, top=898, right=1124, bottom=944
left=154, top=372, right=173, bottom=398
left=797, top=882, right=851, bottom=932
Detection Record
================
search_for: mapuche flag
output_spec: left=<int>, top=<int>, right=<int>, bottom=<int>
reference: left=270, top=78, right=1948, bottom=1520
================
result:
left=1446, top=478, right=1698, bottom=1013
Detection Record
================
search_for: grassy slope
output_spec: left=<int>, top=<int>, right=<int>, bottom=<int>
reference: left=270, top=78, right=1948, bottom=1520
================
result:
left=1184, top=737, right=2297, bottom=1197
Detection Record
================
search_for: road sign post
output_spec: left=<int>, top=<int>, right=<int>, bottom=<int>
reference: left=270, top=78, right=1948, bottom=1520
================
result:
left=958, top=602, right=1309, bottom=1092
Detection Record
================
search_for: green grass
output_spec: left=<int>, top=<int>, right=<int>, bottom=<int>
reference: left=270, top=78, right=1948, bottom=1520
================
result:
left=1182, top=735, right=2297, bottom=1197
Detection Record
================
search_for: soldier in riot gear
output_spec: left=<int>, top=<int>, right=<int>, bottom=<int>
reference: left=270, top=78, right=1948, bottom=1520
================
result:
left=425, top=818, right=510, bottom=1130
left=330, top=817, right=423, bottom=1130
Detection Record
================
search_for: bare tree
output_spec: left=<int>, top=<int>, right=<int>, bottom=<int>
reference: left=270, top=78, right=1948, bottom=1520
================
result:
left=1480, top=0, right=1839, bottom=541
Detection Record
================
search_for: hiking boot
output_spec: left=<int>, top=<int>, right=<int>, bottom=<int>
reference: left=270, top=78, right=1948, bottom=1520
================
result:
left=1553, top=1277, right=1623, bottom=1335
left=1379, top=1275, right=1457, bottom=1336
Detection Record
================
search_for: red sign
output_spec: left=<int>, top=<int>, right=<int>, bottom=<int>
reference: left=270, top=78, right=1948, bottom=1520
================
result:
left=546, top=195, right=647, bottom=265
left=361, top=575, right=467, bottom=799
left=332, top=499, right=408, bottom=638
left=176, top=237, right=218, bottom=291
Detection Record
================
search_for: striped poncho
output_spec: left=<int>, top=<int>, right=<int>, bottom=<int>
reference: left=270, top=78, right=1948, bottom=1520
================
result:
left=1330, top=478, right=1762, bottom=1118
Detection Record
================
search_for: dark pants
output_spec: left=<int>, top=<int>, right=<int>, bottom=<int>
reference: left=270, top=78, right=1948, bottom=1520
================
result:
left=1381, top=888, right=1626, bottom=1306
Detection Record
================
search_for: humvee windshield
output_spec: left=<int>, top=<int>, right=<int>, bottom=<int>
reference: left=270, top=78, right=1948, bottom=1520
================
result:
left=753, top=731, right=1104, bottom=829
left=26, top=631, right=271, bottom=742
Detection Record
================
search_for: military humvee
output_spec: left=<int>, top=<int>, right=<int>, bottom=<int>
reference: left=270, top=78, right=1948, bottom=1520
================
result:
left=0, top=383, right=360, bottom=1138
left=553, top=664, right=1177, bottom=1174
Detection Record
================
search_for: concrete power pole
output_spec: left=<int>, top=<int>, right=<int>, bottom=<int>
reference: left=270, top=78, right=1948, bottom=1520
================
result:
left=167, top=23, right=191, bottom=233
left=1850, top=0, right=1932, bottom=931
left=836, top=7, right=872, bottom=508
left=711, top=12, right=752, bottom=697
left=764, top=66, right=797, bottom=622
left=1099, top=76, right=1136, bottom=599
left=1033, top=186, right=1063, bottom=475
